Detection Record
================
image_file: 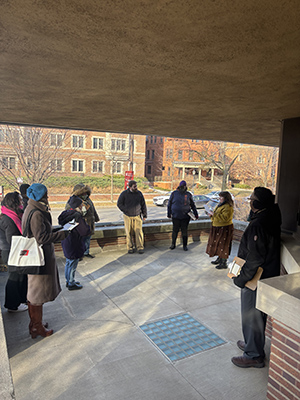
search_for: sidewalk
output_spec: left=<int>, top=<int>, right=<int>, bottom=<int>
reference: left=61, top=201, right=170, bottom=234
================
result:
left=0, top=241, right=270, bottom=400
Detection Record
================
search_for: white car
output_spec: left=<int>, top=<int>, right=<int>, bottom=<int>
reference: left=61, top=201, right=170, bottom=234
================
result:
left=153, top=192, right=172, bottom=207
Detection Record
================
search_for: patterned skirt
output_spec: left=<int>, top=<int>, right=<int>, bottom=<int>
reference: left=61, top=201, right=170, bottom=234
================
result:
left=206, top=224, right=233, bottom=259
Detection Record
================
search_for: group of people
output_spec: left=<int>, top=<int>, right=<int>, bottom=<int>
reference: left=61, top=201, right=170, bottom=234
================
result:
left=0, top=179, right=282, bottom=370
left=116, top=180, right=282, bottom=369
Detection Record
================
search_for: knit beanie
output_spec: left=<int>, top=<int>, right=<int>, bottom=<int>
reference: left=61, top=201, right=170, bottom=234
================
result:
left=68, top=195, right=83, bottom=209
left=27, top=183, right=47, bottom=201
left=179, top=180, right=187, bottom=187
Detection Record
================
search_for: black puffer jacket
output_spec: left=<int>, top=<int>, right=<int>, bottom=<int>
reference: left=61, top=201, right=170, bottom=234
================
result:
left=234, top=204, right=281, bottom=288
left=0, top=215, right=22, bottom=263
left=117, top=189, right=147, bottom=218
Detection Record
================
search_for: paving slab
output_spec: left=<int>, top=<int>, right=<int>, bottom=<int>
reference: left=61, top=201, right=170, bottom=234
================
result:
left=0, top=241, right=269, bottom=400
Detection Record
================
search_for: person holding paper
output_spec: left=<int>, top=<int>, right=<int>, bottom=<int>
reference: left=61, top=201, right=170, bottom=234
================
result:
left=231, top=187, right=281, bottom=368
left=206, top=191, right=234, bottom=268
left=58, top=196, right=91, bottom=290
left=167, top=180, right=198, bottom=251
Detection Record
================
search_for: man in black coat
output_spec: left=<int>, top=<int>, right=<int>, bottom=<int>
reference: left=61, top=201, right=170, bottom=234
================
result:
left=117, top=180, right=147, bottom=254
left=231, top=187, right=281, bottom=368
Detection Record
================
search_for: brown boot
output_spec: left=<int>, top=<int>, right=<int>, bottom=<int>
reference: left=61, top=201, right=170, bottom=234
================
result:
left=28, top=302, right=48, bottom=333
left=29, top=304, right=53, bottom=339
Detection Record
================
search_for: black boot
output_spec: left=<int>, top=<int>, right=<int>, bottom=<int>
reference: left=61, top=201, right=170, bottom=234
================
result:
left=170, top=232, right=177, bottom=250
left=216, top=259, right=228, bottom=269
left=182, top=236, right=188, bottom=251
left=211, top=257, right=221, bottom=265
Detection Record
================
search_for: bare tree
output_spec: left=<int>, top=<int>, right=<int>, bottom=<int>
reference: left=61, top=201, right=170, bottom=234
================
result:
left=0, top=125, right=79, bottom=188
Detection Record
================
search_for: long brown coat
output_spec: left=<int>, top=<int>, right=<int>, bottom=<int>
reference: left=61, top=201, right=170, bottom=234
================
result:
left=22, top=199, right=66, bottom=304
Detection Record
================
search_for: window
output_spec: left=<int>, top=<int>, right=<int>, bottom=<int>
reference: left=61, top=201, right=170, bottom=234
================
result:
left=0, top=132, right=5, bottom=142
left=113, top=162, right=122, bottom=174
left=166, top=149, right=169, bottom=158
left=146, top=150, right=150, bottom=159
left=189, top=151, right=193, bottom=161
left=92, top=161, right=103, bottom=173
left=257, top=155, right=263, bottom=163
left=50, top=159, right=63, bottom=171
left=150, top=136, right=153, bottom=144
left=50, top=133, right=63, bottom=147
left=2, top=157, right=15, bottom=169
left=72, top=159, right=84, bottom=172
left=152, top=150, right=155, bottom=159
left=147, top=165, right=152, bottom=174
left=111, top=139, right=126, bottom=151
left=160, top=137, right=163, bottom=143
left=154, top=136, right=157, bottom=143
left=257, top=169, right=262, bottom=176
left=238, top=154, right=243, bottom=161
left=169, top=149, right=173, bottom=158
left=178, top=150, right=183, bottom=160
left=168, top=167, right=171, bottom=176
left=93, top=137, right=104, bottom=150
left=72, top=135, right=84, bottom=148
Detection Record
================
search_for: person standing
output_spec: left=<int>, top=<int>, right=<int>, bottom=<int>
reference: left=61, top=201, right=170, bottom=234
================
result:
left=231, top=187, right=281, bottom=368
left=206, top=191, right=234, bottom=269
left=66, top=183, right=99, bottom=258
left=0, top=192, right=28, bottom=312
left=167, top=180, right=198, bottom=251
left=23, top=183, right=68, bottom=338
left=117, top=180, right=147, bottom=254
left=58, top=196, right=91, bottom=290
left=19, top=183, right=30, bottom=210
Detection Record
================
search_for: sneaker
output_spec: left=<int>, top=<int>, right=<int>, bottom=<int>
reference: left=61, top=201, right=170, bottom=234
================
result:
left=138, top=249, right=144, bottom=254
left=66, top=281, right=80, bottom=288
left=68, top=283, right=83, bottom=291
left=8, top=303, right=28, bottom=312
left=128, top=249, right=134, bottom=254
left=84, top=254, right=95, bottom=259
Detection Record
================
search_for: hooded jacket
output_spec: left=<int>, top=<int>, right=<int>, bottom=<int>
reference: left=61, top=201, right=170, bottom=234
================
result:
left=234, top=204, right=281, bottom=288
left=58, top=209, right=91, bottom=259
left=65, top=184, right=99, bottom=234
left=117, top=188, right=147, bottom=218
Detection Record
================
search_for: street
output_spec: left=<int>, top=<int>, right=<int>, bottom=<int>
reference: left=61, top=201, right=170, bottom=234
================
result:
left=50, top=204, right=206, bottom=224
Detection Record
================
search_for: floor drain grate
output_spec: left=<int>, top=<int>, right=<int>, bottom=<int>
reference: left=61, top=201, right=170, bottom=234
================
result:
left=140, top=313, right=226, bottom=362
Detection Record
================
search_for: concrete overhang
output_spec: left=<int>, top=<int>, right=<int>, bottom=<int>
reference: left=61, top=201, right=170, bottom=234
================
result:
left=0, top=1, right=299, bottom=146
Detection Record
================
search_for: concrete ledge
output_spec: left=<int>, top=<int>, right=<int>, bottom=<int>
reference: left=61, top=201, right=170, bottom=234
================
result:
left=0, top=309, right=15, bottom=400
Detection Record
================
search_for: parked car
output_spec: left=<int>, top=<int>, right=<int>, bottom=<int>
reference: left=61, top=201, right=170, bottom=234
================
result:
left=193, top=195, right=210, bottom=209
left=206, top=191, right=235, bottom=201
left=153, top=192, right=172, bottom=206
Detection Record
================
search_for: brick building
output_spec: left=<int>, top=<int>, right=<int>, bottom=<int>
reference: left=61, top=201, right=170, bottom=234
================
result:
left=0, top=126, right=146, bottom=180
left=145, top=135, right=278, bottom=189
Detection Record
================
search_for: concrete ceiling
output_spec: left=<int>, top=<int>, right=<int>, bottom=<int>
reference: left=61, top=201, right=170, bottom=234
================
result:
left=0, top=1, right=299, bottom=147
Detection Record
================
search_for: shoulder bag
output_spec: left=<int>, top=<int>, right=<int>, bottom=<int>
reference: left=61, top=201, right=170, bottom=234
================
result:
left=8, top=209, right=45, bottom=275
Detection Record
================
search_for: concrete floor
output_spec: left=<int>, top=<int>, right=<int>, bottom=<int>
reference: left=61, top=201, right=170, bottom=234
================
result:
left=0, top=240, right=270, bottom=400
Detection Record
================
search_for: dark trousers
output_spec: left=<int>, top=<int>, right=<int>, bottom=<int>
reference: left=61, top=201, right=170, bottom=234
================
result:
left=172, top=217, right=190, bottom=246
left=5, top=272, right=28, bottom=310
left=241, top=287, right=267, bottom=359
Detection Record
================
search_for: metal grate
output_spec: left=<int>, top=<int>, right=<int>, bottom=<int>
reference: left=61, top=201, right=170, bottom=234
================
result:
left=140, top=313, right=226, bottom=362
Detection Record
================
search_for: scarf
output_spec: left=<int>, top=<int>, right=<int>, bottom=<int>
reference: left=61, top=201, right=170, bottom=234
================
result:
left=1, top=206, right=22, bottom=234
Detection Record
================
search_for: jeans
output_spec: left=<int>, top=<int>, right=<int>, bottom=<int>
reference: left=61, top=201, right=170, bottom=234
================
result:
left=84, top=235, right=91, bottom=256
left=65, top=258, right=79, bottom=286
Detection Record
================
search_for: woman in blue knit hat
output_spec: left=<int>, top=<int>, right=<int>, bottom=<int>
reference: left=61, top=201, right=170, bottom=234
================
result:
left=23, top=183, right=69, bottom=338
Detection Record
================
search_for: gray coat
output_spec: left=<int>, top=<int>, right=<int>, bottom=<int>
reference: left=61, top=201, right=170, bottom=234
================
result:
left=22, top=199, right=67, bottom=304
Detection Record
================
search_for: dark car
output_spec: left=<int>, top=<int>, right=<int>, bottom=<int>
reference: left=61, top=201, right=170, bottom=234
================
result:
left=193, top=195, right=210, bottom=209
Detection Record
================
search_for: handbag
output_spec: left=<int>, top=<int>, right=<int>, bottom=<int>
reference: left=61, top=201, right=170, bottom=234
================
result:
left=8, top=209, right=45, bottom=275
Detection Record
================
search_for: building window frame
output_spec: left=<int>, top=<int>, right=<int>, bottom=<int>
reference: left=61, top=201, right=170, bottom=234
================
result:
left=92, top=160, right=104, bottom=173
left=72, top=159, right=85, bottom=172
left=72, top=135, right=85, bottom=149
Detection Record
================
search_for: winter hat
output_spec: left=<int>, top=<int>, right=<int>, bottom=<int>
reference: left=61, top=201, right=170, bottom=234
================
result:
left=68, top=195, right=83, bottom=209
left=20, top=183, right=30, bottom=196
left=179, top=180, right=187, bottom=187
left=27, top=183, right=47, bottom=201
left=253, top=187, right=275, bottom=209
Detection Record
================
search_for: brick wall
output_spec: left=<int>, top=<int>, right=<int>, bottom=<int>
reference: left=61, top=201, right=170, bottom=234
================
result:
left=267, top=320, right=300, bottom=400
